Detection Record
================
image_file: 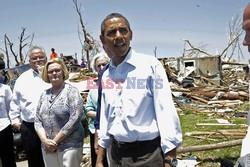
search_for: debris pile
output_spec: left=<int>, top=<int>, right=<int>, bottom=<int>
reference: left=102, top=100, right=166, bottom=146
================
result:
left=159, top=57, right=249, bottom=113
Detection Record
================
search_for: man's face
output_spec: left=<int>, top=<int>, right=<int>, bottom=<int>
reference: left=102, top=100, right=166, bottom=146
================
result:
left=29, top=49, right=47, bottom=71
left=100, top=17, right=132, bottom=59
left=243, top=4, right=250, bottom=52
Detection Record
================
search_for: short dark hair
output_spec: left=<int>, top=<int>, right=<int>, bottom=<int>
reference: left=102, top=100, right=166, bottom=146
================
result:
left=101, top=13, right=131, bottom=36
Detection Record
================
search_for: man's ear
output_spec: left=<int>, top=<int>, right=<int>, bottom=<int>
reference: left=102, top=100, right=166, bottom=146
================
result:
left=130, top=30, right=133, bottom=41
left=100, top=35, right=105, bottom=45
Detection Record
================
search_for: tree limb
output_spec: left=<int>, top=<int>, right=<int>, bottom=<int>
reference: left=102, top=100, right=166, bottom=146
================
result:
left=5, top=34, right=19, bottom=66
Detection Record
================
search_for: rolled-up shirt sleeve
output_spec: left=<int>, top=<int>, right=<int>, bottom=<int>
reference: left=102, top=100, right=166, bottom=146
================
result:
left=98, top=90, right=112, bottom=149
left=152, top=60, right=182, bottom=154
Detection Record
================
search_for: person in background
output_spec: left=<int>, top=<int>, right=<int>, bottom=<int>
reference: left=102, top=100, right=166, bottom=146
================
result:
left=35, top=58, right=84, bottom=167
left=9, top=45, right=49, bottom=167
left=50, top=48, right=58, bottom=59
left=80, top=57, right=87, bottom=69
left=96, top=13, right=182, bottom=167
left=85, top=52, right=110, bottom=167
left=59, top=53, right=64, bottom=58
left=234, top=3, right=250, bottom=167
left=0, top=60, right=16, bottom=167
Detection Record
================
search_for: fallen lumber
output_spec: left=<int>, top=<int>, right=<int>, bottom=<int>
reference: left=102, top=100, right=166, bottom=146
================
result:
left=201, top=76, right=221, bottom=87
left=196, top=123, right=237, bottom=126
left=177, top=139, right=242, bottom=153
left=182, top=92, right=208, bottom=104
left=185, top=131, right=246, bottom=136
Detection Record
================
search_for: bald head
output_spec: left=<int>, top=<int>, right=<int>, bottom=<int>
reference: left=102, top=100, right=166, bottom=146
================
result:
left=243, top=3, right=250, bottom=52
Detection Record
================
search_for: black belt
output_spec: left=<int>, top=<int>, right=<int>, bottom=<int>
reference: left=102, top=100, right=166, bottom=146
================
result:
left=113, top=136, right=160, bottom=149
left=22, top=121, right=34, bottom=127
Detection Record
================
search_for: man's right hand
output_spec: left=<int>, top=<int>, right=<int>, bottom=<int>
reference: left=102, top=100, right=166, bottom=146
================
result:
left=95, top=161, right=104, bottom=167
left=94, top=132, right=99, bottom=154
left=95, top=146, right=106, bottom=167
left=12, top=123, right=21, bottom=131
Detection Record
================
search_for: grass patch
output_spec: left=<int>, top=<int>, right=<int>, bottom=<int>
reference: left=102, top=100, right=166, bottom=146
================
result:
left=178, top=103, right=247, bottom=166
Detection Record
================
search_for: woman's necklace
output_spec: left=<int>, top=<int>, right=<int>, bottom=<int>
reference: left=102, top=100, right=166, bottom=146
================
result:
left=49, top=83, right=65, bottom=103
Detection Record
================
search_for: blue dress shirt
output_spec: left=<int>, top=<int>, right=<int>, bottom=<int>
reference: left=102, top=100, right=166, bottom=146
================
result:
left=98, top=48, right=182, bottom=154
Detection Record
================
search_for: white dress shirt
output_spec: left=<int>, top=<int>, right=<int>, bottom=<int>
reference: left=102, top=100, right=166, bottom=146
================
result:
left=9, top=69, right=50, bottom=124
left=0, top=83, right=12, bottom=131
left=99, top=48, right=182, bottom=154
left=241, top=82, right=250, bottom=156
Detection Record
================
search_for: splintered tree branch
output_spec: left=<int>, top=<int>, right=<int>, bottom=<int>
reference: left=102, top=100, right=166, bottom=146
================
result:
left=4, top=35, right=10, bottom=68
left=5, top=34, right=19, bottom=66
left=73, top=0, right=90, bottom=69
left=19, top=27, right=30, bottom=63
left=222, top=12, right=243, bottom=61
left=184, top=40, right=212, bottom=57
left=0, top=34, right=10, bottom=68
left=182, top=12, right=243, bottom=62
left=24, top=32, right=35, bottom=62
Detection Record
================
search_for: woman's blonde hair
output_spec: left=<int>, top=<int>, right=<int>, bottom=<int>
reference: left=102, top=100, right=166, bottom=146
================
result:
left=41, top=58, right=69, bottom=83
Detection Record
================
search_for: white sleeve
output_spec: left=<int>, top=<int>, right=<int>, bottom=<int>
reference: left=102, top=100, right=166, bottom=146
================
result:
left=153, top=60, right=182, bottom=154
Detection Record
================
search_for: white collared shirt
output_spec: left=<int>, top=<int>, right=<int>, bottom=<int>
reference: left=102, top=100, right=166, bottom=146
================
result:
left=0, top=83, right=12, bottom=131
left=9, top=69, right=50, bottom=124
left=99, top=48, right=182, bottom=154
left=241, top=82, right=250, bottom=156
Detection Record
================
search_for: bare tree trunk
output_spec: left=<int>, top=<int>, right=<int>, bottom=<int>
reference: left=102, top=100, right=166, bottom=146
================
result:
left=0, top=34, right=11, bottom=68
left=24, top=32, right=35, bottom=62
left=5, top=35, right=19, bottom=66
left=4, top=35, right=10, bottom=68
left=73, top=0, right=90, bottom=69
left=19, top=27, right=30, bottom=64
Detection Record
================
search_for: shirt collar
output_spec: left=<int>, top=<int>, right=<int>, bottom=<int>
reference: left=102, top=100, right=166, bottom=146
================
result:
left=109, top=47, right=138, bottom=69
left=32, top=69, right=40, bottom=77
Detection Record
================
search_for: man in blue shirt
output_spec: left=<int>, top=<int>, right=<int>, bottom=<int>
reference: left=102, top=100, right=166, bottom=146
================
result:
left=96, top=13, right=182, bottom=167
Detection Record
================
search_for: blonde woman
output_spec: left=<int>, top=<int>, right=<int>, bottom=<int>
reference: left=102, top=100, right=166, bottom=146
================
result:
left=35, top=58, right=85, bottom=167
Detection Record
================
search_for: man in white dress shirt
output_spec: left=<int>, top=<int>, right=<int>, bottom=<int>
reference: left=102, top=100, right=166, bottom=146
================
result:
left=234, top=3, right=250, bottom=167
left=0, top=60, right=16, bottom=167
left=9, top=45, right=50, bottom=167
left=96, top=13, right=182, bottom=167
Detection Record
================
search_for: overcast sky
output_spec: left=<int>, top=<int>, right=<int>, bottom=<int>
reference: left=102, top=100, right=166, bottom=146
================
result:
left=0, top=0, right=249, bottom=67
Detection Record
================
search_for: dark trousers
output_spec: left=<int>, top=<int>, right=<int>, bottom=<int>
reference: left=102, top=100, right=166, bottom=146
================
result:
left=110, top=137, right=164, bottom=167
left=0, top=125, right=16, bottom=167
left=21, top=121, right=45, bottom=167
left=90, top=131, right=109, bottom=167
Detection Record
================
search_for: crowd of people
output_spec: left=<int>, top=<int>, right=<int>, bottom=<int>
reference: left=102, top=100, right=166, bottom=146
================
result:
left=0, top=6, right=249, bottom=167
